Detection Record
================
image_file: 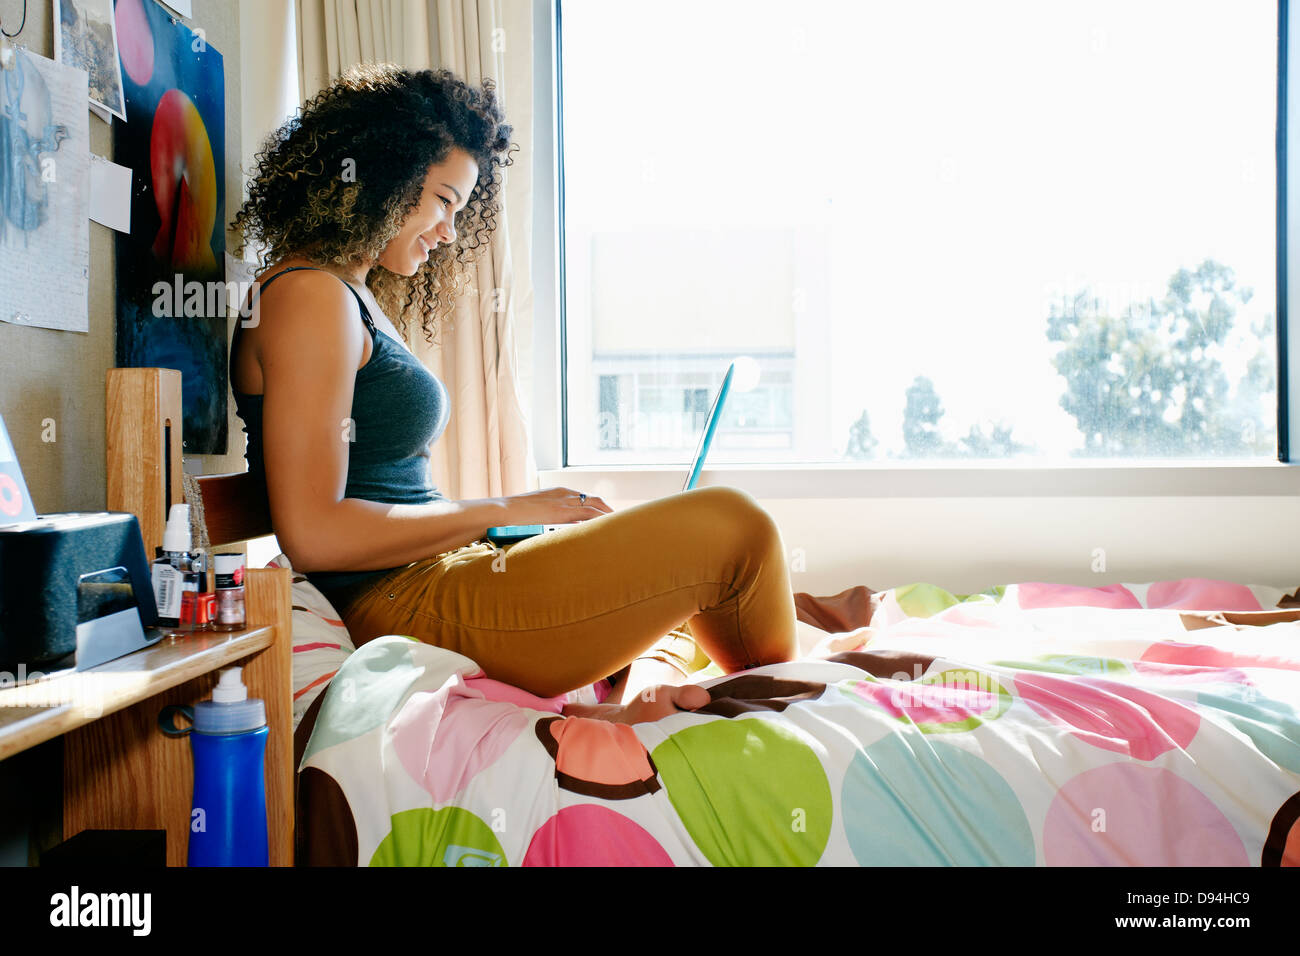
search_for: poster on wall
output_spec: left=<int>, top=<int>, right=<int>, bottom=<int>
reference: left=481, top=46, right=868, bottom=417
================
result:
left=111, top=0, right=227, bottom=455
left=0, top=48, right=91, bottom=333
left=54, top=0, right=128, bottom=122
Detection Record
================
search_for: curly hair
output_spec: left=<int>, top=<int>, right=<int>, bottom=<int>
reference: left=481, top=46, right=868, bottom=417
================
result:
left=231, top=64, right=517, bottom=346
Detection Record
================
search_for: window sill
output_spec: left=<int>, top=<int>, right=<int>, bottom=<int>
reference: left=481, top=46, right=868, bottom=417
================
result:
left=539, top=460, right=1300, bottom=498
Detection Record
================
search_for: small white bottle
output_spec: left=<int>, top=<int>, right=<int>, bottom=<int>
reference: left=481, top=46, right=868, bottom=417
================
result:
left=151, top=504, right=200, bottom=637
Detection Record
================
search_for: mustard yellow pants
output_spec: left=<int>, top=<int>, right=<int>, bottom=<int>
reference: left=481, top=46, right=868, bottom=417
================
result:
left=335, top=485, right=799, bottom=699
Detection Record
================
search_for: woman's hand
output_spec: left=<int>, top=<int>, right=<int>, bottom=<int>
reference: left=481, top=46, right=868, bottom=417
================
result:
left=497, top=487, right=612, bottom=526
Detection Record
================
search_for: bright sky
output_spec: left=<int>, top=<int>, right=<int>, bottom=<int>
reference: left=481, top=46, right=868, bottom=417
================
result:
left=561, top=0, right=1278, bottom=459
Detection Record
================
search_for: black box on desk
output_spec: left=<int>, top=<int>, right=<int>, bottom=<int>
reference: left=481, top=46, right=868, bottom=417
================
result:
left=0, top=512, right=160, bottom=672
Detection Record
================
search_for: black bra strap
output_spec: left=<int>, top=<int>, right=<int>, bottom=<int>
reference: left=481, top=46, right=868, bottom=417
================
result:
left=252, top=266, right=377, bottom=336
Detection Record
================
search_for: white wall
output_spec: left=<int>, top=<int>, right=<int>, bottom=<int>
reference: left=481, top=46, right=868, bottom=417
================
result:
left=735, top=495, right=1299, bottom=596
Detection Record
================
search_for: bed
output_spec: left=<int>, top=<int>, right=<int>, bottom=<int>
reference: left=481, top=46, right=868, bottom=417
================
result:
left=109, top=367, right=1300, bottom=866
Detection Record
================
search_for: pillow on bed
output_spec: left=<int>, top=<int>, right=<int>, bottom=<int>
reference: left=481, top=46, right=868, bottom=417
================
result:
left=265, top=553, right=357, bottom=731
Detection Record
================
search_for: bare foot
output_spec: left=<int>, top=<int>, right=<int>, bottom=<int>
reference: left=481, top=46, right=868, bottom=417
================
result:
left=807, top=625, right=874, bottom=660
left=606, top=657, right=690, bottom=705
left=561, top=683, right=711, bottom=724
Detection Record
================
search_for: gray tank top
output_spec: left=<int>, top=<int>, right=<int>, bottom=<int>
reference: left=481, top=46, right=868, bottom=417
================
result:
left=229, top=266, right=450, bottom=609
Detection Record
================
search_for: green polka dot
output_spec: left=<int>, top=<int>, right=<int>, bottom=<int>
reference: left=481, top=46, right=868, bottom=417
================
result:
left=991, top=655, right=1132, bottom=677
left=370, top=807, right=508, bottom=866
left=892, top=583, right=961, bottom=618
left=695, top=660, right=725, bottom=679
left=1039, top=655, right=1132, bottom=676
left=651, top=718, right=831, bottom=866
left=891, top=583, right=1001, bottom=619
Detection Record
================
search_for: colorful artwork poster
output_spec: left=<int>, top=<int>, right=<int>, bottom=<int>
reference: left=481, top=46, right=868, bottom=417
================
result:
left=111, top=0, right=227, bottom=454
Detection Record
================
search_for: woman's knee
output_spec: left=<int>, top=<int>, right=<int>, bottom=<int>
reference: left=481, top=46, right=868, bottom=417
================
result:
left=679, top=485, right=782, bottom=551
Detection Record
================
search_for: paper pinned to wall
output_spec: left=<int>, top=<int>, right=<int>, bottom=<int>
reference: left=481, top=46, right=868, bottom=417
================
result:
left=54, top=0, right=127, bottom=122
left=0, top=48, right=91, bottom=333
left=89, top=153, right=132, bottom=232
left=224, top=251, right=257, bottom=317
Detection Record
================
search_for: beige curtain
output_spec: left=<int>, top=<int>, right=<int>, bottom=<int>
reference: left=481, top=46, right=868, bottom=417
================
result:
left=295, top=0, right=538, bottom=502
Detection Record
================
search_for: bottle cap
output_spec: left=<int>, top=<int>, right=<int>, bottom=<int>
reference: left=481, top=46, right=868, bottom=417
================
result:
left=193, top=667, right=266, bottom=734
left=214, top=553, right=245, bottom=575
left=161, top=503, right=192, bottom=553
left=212, top=666, right=247, bottom=702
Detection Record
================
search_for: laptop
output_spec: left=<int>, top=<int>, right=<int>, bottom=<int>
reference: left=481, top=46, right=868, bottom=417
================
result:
left=485, top=361, right=736, bottom=546
left=0, top=413, right=38, bottom=527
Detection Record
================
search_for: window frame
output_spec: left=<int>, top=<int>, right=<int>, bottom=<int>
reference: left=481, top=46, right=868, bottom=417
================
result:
left=533, top=0, right=1300, bottom=497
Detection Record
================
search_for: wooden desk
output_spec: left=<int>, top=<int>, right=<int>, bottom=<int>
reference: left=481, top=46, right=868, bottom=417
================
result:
left=0, top=367, right=295, bottom=864
left=0, top=566, right=292, bottom=865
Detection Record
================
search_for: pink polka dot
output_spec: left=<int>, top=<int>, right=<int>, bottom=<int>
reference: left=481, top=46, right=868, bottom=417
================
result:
left=523, top=805, right=674, bottom=866
left=1131, top=659, right=1250, bottom=685
left=465, top=676, right=565, bottom=714
left=115, top=0, right=156, bottom=86
left=1017, top=582, right=1141, bottom=610
left=1147, top=578, right=1262, bottom=612
left=392, top=692, right=533, bottom=804
left=1139, top=641, right=1300, bottom=673
left=935, top=606, right=1000, bottom=628
left=1013, top=672, right=1200, bottom=761
left=1044, top=764, right=1248, bottom=865
left=846, top=674, right=1009, bottom=731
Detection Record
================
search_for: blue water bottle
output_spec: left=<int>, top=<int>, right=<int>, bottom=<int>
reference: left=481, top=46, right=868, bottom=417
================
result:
left=161, top=666, right=269, bottom=866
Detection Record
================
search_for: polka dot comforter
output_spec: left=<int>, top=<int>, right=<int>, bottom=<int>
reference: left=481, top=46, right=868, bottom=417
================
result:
left=296, top=578, right=1300, bottom=866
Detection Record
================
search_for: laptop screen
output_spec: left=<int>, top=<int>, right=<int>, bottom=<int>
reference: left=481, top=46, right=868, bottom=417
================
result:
left=683, top=362, right=736, bottom=492
left=0, top=414, right=37, bottom=525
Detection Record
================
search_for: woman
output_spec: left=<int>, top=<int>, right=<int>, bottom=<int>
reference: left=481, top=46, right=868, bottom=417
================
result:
left=229, top=64, right=800, bottom=723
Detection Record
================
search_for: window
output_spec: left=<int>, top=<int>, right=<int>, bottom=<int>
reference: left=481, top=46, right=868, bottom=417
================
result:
left=590, top=359, right=795, bottom=458
left=557, top=0, right=1283, bottom=466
